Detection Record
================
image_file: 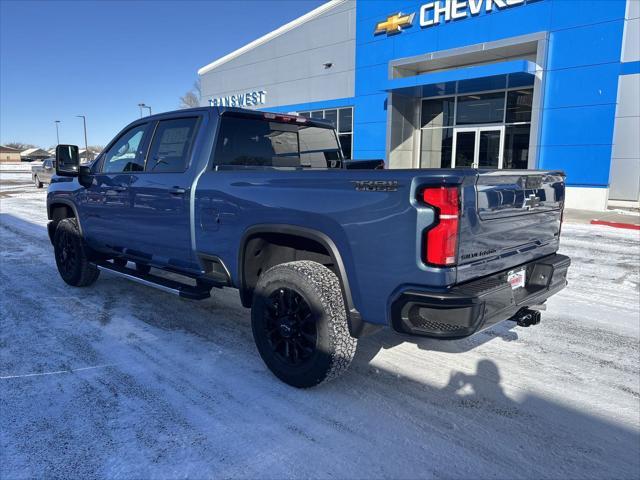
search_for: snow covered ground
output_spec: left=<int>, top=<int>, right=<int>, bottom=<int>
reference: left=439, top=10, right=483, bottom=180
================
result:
left=1, top=172, right=639, bottom=479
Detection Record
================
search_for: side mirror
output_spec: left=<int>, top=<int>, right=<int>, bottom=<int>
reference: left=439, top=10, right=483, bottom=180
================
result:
left=55, top=145, right=80, bottom=176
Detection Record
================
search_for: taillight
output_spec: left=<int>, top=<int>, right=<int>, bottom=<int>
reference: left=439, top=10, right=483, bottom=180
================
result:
left=422, top=186, right=460, bottom=267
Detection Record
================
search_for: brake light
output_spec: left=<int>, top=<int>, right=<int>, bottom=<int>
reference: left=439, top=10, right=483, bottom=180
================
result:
left=263, top=112, right=307, bottom=123
left=422, top=186, right=460, bottom=266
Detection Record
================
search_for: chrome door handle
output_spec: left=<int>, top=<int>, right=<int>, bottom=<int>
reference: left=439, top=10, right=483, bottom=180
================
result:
left=169, top=187, right=186, bottom=195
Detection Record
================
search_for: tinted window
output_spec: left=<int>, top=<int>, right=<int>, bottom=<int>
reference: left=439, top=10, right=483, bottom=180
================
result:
left=456, top=92, right=505, bottom=125
left=338, top=134, right=352, bottom=160
left=214, top=116, right=341, bottom=169
left=503, top=125, right=530, bottom=169
left=323, top=109, right=337, bottom=128
left=506, top=89, right=533, bottom=123
left=338, top=108, right=352, bottom=133
left=146, top=118, right=198, bottom=172
left=102, top=124, right=147, bottom=173
left=299, top=126, right=341, bottom=168
left=421, top=98, right=455, bottom=128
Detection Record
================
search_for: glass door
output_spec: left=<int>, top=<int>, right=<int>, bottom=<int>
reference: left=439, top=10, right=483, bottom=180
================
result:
left=452, top=128, right=476, bottom=168
left=452, top=126, right=504, bottom=169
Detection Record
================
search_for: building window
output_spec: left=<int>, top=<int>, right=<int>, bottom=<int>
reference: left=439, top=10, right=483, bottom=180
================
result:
left=418, top=78, right=534, bottom=169
left=455, top=92, right=506, bottom=125
left=298, top=107, right=353, bottom=159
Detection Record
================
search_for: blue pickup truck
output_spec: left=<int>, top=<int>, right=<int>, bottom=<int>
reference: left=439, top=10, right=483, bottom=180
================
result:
left=49, top=107, right=570, bottom=387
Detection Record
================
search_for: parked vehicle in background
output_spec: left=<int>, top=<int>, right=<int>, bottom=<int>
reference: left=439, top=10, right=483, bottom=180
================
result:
left=46, top=107, right=570, bottom=388
left=31, top=158, right=56, bottom=188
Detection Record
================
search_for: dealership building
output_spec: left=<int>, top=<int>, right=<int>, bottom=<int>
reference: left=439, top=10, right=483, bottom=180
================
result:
left=198, top=0, right=640, bottom=210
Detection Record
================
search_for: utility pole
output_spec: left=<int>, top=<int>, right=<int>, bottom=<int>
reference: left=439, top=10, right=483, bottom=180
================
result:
left=54, top=120, right=61, bottom=144
left=76, top=115, right=89, bottom=161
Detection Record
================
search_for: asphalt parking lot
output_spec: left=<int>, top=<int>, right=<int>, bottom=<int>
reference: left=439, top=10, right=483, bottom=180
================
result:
left=1, top=171, right=639, bottom=479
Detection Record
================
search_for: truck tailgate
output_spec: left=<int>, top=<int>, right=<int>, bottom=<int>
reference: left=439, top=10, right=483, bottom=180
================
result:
left=456, top=170, right=565, bottom=283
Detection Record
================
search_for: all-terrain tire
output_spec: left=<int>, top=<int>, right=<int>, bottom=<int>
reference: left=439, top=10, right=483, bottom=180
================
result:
left=251, top=260, right=357, bottom=388
left=53, top=218, right=100, bottom=287
left=34, top=176, right=43, bottom=188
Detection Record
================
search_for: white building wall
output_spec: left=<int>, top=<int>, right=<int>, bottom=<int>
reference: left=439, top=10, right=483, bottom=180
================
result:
left=198, top=0, right=355, bottom=110
left=609, top=0, right=640, bottom=204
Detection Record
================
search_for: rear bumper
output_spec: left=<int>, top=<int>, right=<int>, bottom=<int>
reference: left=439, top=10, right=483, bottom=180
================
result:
left=391, top=253, right=571, bottom=338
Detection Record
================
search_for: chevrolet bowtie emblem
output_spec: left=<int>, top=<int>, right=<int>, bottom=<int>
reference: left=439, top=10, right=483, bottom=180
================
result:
left=374, top=12, right=415, bottom=35
left=524, top=194, right=542, bottom=210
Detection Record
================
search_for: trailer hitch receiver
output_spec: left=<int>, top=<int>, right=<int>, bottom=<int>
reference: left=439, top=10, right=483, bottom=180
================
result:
left=509, top=307, right=541, bottom=327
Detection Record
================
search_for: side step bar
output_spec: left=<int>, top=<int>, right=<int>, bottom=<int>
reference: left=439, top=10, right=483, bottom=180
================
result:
left=94, top=261, right=211, bottom=300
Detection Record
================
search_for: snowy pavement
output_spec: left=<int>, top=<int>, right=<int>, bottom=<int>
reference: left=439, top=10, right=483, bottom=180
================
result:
left=1, top=172, right=639, bottom=479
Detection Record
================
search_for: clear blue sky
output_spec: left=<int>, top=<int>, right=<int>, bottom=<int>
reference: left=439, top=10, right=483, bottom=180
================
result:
left=0, top=0, right=325, bottom=149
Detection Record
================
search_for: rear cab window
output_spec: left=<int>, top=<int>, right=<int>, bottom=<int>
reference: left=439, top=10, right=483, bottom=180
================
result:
left=213, top=114, right=342, bottom=169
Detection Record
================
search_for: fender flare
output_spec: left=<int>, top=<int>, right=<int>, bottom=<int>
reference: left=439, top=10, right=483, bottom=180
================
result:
left=238, top=224, right=369, bottom=338
left=47, top=198, right=83, bottom=240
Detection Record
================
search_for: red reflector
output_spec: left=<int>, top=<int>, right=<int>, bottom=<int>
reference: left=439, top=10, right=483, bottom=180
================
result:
left=422, top=186, right=460, bottom=266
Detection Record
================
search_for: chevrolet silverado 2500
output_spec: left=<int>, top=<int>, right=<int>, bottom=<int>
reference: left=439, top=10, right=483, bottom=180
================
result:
left=48, top=107, right=570, bottom=387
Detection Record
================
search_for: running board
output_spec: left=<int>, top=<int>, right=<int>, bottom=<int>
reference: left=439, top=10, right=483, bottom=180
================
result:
left=94, top=262, right=211, bottom=300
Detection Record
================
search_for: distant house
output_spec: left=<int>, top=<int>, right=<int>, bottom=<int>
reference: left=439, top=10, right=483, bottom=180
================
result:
left=0, top=145, right=22, bottom=163
left=80, top=148, right=102, bottom=163
left=20, top=148, right=51, bottom=162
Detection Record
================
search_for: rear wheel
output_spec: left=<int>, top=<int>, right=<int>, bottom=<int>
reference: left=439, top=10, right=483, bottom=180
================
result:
left=34, top=176, right=43, bottom=188
left=251, top=261, right=356, bottom=388
left=53, top=218, right=99, bottom=287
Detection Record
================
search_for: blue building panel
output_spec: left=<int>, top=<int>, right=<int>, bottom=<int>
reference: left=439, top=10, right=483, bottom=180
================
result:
left=543, top=63, right=621, bottom=108
left=350, top=0, right=629, bottom=190
left=548, top=0, right=627, bottom=30
left=541, top=104, right=617, bottom=147
left=538, top=145, right=613, bottom=186
left=246, top=0, right=632, bottom=194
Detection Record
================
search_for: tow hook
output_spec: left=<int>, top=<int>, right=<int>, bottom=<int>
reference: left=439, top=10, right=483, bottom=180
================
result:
left=509, top=307, right=541, bottom=327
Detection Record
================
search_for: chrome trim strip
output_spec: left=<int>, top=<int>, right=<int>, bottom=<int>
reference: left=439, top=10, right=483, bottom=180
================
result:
left=190, top=158, right=209, bottom=253
left=96, top=265, right=180, bottom=295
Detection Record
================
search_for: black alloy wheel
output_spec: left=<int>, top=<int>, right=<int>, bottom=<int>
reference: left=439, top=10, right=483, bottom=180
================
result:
left=55, top=227, right=78, bottom=278
left=53, top=218, right=100, bottom=287
left=263, top=287, right=318, bottom=366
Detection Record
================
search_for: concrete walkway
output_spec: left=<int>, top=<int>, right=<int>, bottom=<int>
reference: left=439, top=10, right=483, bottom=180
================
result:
left=564, top=208, right=640, bottom=228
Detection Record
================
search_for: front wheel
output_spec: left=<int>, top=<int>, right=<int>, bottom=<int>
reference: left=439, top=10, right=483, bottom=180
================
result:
left=34, top=176, right=43, bottom=188
left=53, top=218, right=99, bottom=287
left=251, top=261, right=357, bottom=388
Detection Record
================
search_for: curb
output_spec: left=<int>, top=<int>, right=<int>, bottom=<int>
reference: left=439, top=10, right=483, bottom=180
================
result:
left=590, top=220, right=640, bottom=231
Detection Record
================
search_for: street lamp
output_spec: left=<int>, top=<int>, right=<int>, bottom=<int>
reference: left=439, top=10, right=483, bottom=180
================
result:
left=54, top=120, right=61, bottom=144
left=76, top=115, right=89, bottom=162
left=138, top=103, right=152, bottom=117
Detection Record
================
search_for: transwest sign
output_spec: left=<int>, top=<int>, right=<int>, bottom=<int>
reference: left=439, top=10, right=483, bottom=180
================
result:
left=374, top=0, right=526, bottom=35
left=208, top=90, right=267, bottom=108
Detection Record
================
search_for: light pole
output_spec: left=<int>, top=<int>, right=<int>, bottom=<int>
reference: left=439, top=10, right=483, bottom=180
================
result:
left=138, top=103, right=152, bottom=116
left=54, top=120, right=61, bottom=144
left=76, top=115, right=89, bottom=162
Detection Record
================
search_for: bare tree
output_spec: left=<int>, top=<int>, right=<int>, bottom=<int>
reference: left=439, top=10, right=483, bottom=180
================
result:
left=179, top=80, right=201, bottom=109
left=88, top=145, right=105, bottom=154
left=5, top=142, right=36, bottom=150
